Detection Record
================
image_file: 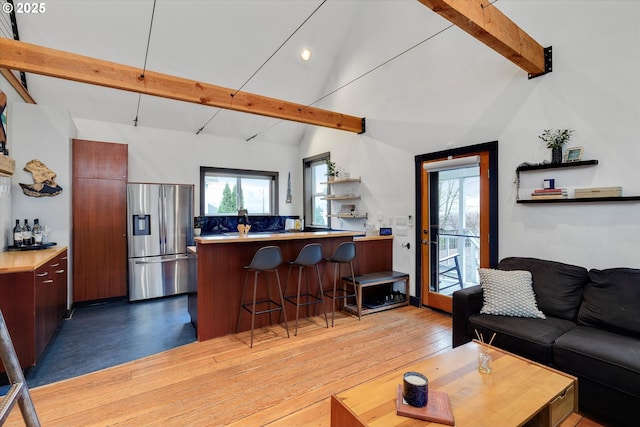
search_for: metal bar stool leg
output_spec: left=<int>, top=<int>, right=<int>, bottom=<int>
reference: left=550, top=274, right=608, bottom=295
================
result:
left=236, top=270, right=250, bottom=334
left=250, top=270, right=259, bottom=348
left=265, top=272, right=274, bottom=326
left=347, top=260, right=360, bottom=321
left=274, top=269, right=289, bottom=338
left=294, top=266, right=304, bottom=335
left=315, top=264, right=329, bottom=328
left=331, top=262, right=339, bottom=327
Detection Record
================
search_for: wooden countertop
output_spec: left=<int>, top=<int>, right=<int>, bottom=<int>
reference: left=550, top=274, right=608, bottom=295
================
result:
left=195, top=230, right=364, bottom=245
left=353, top=235, right=393, bottom=241
left=0, top=246, right=68, bottom=274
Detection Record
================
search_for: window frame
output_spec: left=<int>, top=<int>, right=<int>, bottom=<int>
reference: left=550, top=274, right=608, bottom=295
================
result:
left=303, top=152, right=331, bottom=230
left=199, top=166, right=278, bottom=216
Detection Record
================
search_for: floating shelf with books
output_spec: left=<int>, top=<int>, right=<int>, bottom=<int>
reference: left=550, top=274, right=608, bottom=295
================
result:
left=518, top=196, right=640, bottom=204
left=516, top=159, right=640, bottom=203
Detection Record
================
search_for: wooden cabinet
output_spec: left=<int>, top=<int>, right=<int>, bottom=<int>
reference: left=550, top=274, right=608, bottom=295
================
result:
left=35, top=250, right=68, bottom=357
left=0, top=248, right=67, bottom=371
left=72, top=139, right=128, bottom=303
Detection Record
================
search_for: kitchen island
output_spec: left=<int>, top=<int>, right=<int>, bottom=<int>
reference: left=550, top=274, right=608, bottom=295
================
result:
left=190, top=231, right=393, bottom=341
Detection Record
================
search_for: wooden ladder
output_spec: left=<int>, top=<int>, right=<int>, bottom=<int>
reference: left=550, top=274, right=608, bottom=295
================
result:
left=0, top=310, right=40, bottom=426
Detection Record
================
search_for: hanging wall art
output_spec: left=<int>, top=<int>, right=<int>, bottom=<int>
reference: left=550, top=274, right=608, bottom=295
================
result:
left=19, top=159, right=63, bottom=197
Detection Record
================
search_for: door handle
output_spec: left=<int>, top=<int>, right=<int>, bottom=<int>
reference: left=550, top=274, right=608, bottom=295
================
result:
left=135, top=255, right=189, bottom=264
left=421, top=240, right=438, bottom=245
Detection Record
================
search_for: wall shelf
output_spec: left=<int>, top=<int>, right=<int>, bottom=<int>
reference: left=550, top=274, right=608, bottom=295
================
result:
left=322, top=195, right=361, bottom=201
left=320, top=177, right=361, bottom=185
left=0, top=155, right=15, bottom=176
left=328, top=213, right=368, bottom=219
left=516, top=160, right=598, bottom=172
left=516, top=159, right=639, bottom=203
left=518, top=196, right=640, bottom=204
left=325, top=176, right=364, bottom=221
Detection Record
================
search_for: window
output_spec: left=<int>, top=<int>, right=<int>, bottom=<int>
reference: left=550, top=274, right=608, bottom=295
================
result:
left=303, top=153, right=330, bottom=229
left=200, top=167, right=278, bottom=216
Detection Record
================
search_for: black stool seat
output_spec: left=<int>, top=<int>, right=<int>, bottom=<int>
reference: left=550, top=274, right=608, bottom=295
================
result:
left=236, top=245, right=289, bottom=348
left=284, top=243, right=328, bottom=336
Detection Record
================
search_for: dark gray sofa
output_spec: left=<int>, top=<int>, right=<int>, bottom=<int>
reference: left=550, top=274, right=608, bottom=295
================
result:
left=452, top=257, right=640, bottom=427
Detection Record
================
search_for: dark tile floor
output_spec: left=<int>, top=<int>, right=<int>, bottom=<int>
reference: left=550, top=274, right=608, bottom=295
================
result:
left=19, top=294, right=195, bottom=388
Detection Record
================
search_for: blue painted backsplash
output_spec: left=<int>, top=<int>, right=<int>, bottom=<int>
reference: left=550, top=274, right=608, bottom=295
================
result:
left=194, top=215, right=299, bottom=235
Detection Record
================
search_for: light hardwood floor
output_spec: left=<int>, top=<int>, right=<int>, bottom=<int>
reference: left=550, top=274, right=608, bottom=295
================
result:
left=6, top=306, right=449, bottom=426
left=7, top=306, right=600, bottom=427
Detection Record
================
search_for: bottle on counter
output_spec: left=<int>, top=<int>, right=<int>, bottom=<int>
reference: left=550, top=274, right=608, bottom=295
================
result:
left=33, top=219, right=43, bottom=246
left=13, top=219, right=23, bottom=247
left=22, top=218, right=32, bottom=246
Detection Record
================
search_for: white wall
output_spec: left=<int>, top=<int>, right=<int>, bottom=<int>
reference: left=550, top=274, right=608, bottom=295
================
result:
left=73, top=119, right=302, bottom=217
left=9, top=103, right=75, bottom=250
left=299, top=0, right=640, bottom=295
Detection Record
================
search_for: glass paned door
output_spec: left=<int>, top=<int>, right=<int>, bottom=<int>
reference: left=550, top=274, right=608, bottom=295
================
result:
left=430, top=166, right=481, bottom=295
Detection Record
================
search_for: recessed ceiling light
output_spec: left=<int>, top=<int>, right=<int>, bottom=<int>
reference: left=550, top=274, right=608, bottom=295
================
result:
left=300, top=48, right=312, bottom=61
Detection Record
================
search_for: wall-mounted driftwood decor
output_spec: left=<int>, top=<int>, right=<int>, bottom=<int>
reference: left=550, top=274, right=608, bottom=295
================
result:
left=19, top=159, right=63, bottom=197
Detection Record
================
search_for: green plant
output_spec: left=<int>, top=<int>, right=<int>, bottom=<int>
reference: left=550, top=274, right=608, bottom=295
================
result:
left=538, top=129, right=574, bottom=149
left=326, top=159, right=339, bottom=177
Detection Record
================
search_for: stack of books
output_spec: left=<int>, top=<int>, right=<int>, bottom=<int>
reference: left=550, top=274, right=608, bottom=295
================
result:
left=531, top=188, right=568, bottom=199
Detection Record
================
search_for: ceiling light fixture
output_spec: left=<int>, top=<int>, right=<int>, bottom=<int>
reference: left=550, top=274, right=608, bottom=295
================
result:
left=300, top=48, right=312, bottom=61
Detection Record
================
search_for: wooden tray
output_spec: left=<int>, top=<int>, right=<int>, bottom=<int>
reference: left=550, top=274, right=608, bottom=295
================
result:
left=7, top=242, right=57, bottom=251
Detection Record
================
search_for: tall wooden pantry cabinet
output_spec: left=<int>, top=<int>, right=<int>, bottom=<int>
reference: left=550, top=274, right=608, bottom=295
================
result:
left=72, top=139, right=128, bottom=303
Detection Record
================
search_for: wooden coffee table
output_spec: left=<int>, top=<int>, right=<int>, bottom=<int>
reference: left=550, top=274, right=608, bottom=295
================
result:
left=331, top=341, right=577, bottom=427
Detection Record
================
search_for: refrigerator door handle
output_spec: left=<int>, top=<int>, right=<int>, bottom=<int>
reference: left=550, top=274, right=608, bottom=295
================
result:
left=134, top=255, right=190, bottom=265
left=159, top=189, right=166, bottom=254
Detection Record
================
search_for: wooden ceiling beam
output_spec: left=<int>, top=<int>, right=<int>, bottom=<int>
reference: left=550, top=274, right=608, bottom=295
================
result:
left=0, top=67, right=36, bottom=104
left=418, top=0, right=549, bottom=76
left=0, top=38, right=365, bottom=134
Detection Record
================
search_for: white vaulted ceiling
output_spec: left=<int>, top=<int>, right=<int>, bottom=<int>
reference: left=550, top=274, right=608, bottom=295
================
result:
left=4, top=0, right=508, bottom=145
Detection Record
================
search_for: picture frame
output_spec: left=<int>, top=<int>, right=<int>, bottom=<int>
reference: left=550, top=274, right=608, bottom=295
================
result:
left=564, top=146, right=583, bottom=163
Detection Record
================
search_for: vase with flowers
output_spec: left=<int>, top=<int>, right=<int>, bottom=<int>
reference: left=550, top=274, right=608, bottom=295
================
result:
left=538, top=129, right=574, bottom=164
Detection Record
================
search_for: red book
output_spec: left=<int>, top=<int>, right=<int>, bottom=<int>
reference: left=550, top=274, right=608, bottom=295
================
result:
left=396, top=384, right=455, bottom=425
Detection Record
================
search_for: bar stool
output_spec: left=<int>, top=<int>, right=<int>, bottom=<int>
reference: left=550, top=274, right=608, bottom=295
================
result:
left=236, top=246, right=289, bottom=348
left=323, top=241, right=358, bottom=326
left=283, top=243, right=328, bottom=336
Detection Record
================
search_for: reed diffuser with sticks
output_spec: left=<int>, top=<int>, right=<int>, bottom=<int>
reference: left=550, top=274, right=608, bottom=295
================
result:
left=475, top=330, right=496, bottom=374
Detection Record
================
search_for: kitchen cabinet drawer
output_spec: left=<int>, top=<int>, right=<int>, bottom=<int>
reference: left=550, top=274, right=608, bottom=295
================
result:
left=525, top=383, right=576, bottom=427
left=549, top=384, right=575, bottom=426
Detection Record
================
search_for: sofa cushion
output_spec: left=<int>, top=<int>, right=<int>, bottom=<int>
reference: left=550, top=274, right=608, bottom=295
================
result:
left=479, top=268, right=545, bottom=318
left=469, top=313, right=576, bottom=365
left=578, top=268, right=640, bottom=338
left=497, top=257, right=589, bottom=321
left=554, top=326, right=640, bottom=398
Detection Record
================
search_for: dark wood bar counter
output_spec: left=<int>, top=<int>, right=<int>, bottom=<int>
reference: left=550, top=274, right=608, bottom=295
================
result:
left=190, top=231, right=393, bottom=341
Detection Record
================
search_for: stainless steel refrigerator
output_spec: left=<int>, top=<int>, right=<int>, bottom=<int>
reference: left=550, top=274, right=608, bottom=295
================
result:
left=127, top=183, right=195, bottom=301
